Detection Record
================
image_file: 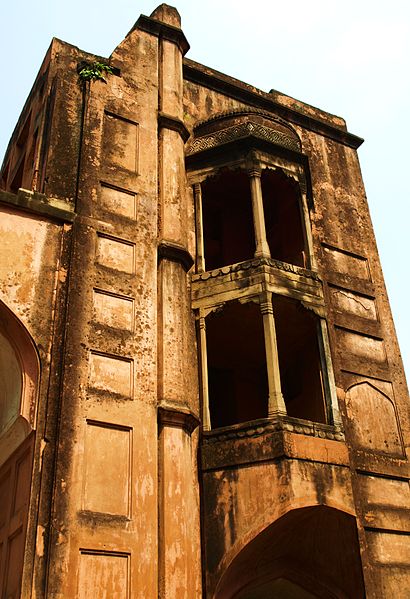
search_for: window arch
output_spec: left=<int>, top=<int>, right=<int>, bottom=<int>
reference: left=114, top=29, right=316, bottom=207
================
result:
left=0, top=299, right=39, bottom=464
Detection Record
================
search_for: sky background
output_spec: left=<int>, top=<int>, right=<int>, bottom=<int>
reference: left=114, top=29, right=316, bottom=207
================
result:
left=1, top=1, right=409, bottom=379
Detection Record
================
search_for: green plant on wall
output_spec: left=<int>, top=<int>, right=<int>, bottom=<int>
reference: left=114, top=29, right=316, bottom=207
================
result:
left=77, top=61, right=114, bottom=85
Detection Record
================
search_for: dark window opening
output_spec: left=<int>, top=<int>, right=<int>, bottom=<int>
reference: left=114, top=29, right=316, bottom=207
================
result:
left=16, top=114, right=31, bottom=159
left=262, top=169, right=307, bottom=268
left=10, top=158, right=25, bottom=194
left=273, top=295, right=327, bottom=424
left=206, top=301, right=268, bottom=428
left=1, top=162, right=9, bottom=190
left=202, top=170, right=255, bottom=271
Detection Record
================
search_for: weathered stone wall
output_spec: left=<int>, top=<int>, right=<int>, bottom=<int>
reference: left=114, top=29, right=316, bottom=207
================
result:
left=0, top=4, right=408, bottom=598
left=182, top=58, right=409, bottom=597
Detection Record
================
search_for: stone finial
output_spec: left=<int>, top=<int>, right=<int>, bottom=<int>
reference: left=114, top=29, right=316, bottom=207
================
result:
left=150, top=4, right=181, bottom=28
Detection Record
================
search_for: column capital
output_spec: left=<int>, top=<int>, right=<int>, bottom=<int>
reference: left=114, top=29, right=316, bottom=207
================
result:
left=247, top=166, right=262, bottom=178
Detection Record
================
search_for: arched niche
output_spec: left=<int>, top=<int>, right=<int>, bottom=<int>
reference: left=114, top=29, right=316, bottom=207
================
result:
left=0, top=300, right=39, bottom=465
left=214, top=506, right=365, bottom=599
left=345, top=382, right=403, bottom=456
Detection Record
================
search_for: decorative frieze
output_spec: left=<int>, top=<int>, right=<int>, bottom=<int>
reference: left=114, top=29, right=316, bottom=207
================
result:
left=191, top=256, right=320, bottom=282
left=203, top=416, right=345, bottom=445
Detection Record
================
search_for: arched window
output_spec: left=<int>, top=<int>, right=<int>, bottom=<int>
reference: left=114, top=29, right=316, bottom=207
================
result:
left=0, top=300, right=39, bottom=599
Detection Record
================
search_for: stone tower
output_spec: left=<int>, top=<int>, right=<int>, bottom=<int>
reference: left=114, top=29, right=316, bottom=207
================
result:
left=0, top=4, right=409, bottom=598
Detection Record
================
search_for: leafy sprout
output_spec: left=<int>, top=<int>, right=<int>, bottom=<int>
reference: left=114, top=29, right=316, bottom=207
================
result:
left=77, top=61, right=114, bottom=85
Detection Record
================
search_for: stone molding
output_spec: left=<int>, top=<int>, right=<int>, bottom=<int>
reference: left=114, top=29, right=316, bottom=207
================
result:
left=187, top=120, right=301, bottom=156
left=193, top=107, right=296, bottom=133
left=158, top=112, right=191, bottom=143
left=158, top=240, right=194, bottom=272
left=191, top=257, right=320, bottom=282
left=158, top=405, right=200, bottom=434
left=183, top=58, right=364, bottom=149
left=203, top=416, right=345, bottom=445
left=134, top=14, right=190, bottom=55
left=0, top=188, right=75, bottom=223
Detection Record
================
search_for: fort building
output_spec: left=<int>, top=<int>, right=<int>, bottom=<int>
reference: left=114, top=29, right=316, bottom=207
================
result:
left=0, top=4, right=409, bottom=598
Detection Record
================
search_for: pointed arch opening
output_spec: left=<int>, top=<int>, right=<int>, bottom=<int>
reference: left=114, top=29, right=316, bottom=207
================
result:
left=0, top=300, right=39, bottom=599
left=214, top=506, right=365, bottom=599
left=0, top=299, right=39, bottom=463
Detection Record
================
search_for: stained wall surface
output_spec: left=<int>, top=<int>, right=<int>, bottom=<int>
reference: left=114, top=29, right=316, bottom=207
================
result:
left=0, top=3, right=408, bottom=599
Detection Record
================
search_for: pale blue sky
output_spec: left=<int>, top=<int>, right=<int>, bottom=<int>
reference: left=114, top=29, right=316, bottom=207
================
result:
left=1, top=0, right=409, bottom=379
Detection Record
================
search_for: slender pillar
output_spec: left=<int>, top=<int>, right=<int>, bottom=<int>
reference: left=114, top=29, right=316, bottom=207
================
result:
left=248, top=168, right=271, bottom=259
left=259, top=292, right=287, bottom=417
left=318, top=318, right=341, bottom=426
left=198, top=312, right=211, bottom=430
left=194, top=183, right=205, bottom=273
left=300, top=191, right=317, bottom=270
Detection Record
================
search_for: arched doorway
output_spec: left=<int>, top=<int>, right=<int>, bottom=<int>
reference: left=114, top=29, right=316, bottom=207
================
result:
left=214, top=506, right=365, bottom=599
left=0, top=301, right=39, bottom=599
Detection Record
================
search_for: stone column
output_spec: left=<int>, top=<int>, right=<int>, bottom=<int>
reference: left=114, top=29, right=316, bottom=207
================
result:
left=248, top=167, right=271, bottom=259
left=318, top=318, right=341, bottom=426
left=300, top=190, right=317, bottom=270
left=194, top=183, right=205, bottom=273
left=259, top=292, right=287, bottom=417
left=152, top=5, right=202, bottom=598
left=198, top=312, right=211, bottom=430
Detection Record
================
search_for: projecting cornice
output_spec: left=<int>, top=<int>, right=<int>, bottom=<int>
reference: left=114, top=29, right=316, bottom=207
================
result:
left=183, top=59, right=364, bottom=149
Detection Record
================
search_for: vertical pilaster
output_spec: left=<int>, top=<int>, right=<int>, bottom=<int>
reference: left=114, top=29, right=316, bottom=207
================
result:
left=248, top=167, right=271, bottom=259
left=194, top=183, right=205, bottom=273
left=300, top=191, right=317, bottom=270
left=152, top=6, right=202, bottom=599
left=198, top=313, right=211, bottom=430
left=318, top=318, right=341, bottom=426
left=259, top=292, right=287, bottom=417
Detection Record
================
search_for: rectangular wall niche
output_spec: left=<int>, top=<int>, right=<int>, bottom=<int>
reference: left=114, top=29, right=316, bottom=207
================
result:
left=337, top=328, right=386, bottom=363
left=89, top=351, right=133, bottom=398
left=83, top=421, right=132, bottom=516
left=103, top=111, right=138, bottom=173
left=96, top=233, right=135, bottom=274
left=322, top=244, right=370, bottom=280
left=93, top=289, right=134, bottom=332
left=100, top=183, right=137, bottom=220
left=329, top=286, right=377, bottom=320
left=78, top=549, right=130, bottom=598
left=367, top=531, right=410, bottom=565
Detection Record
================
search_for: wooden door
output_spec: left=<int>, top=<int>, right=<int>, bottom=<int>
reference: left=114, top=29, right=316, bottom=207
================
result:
left=0, top=433, right=34, bottom=599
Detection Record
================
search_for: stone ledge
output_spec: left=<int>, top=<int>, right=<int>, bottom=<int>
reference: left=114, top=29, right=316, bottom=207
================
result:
left=158, top=240, right=194, bottom=272
left=192, top=257, right=320, bottom=282
left=134, top=14, right=189, bottom=55
left=158, top=112, right=191, bottom=143
left=158, top=405, right=200, bottom=434
left=0, top=188, right=75, bottom=223
left=202, top=416, right=347, bottom=471
left=203, top=416, right=344, bottom=444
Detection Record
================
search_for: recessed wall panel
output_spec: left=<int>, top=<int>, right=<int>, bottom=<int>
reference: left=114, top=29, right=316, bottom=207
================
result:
left=103, top=112, right=138, bottom=173
left=93, top=290, right=134, bottom=331
left=78, top=550, right=130, bottom=598
left=323, top=245, right=370, bottom=280
left=89, top=352, right=133, bottom=398
left=338, top=328, right=386, bottom=363
left=368, top=531, right=410, bottom=565
left=96, top=234, right=135, bottom=274
left=100, top=184, right=136, bottom=219
left=83, top=421, right=131, bottom=516
left=329, top=286, right=377, bottom=320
